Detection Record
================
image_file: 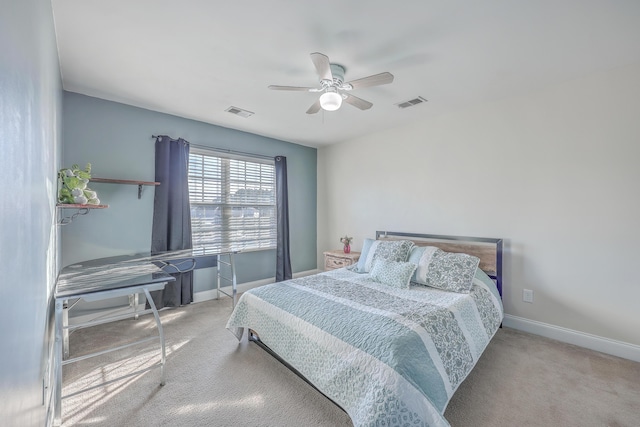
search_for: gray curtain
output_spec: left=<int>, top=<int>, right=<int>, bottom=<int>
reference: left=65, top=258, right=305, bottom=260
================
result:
left=275, top=156, right=292, bottom=281
left=149, top=135, right=193, bottom=308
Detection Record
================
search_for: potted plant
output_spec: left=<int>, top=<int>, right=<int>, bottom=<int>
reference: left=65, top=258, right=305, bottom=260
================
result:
left=340, top=235, right=353, bottom=254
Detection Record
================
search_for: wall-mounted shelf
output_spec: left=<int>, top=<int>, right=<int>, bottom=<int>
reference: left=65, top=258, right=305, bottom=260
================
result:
left=56, top=204, right=109, bottom=225
left=90, top=178, right=160, bottom=199
left=57, top=204, right=109, bottom=209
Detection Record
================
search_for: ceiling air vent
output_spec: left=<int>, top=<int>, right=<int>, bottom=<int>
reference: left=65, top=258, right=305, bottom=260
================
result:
left=225, top=106, right=254, bottom=118
left=396, top=96, right=428, bottom=109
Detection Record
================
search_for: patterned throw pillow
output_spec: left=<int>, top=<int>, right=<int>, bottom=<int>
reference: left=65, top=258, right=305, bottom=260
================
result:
left=356, top=239, right=415, bottom=273
left=370, top=259, right=417, bottom=289
left=412, top=247, right=480, bottom=293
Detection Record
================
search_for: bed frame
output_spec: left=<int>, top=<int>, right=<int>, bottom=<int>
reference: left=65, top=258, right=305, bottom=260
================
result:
left=247, top=328, right=343, bottom=410
left=248, top=231, right=504, bottom=414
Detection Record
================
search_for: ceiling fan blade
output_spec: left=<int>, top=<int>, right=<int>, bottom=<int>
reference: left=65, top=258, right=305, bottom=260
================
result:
left=306, top=99, right=321, bottom=114
left=310, top=52, right=333, bottom=82
left=343, top=93, right=373, bottom=110
left=268, top=85, right=317, bottom=91
left=345, top=72, right=394, bottom=90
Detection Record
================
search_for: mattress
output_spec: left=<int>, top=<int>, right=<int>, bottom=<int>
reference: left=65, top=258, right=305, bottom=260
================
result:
left=227, top=266, right=503, bottom=427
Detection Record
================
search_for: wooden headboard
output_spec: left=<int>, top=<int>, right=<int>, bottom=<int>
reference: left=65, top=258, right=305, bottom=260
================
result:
left=376, top=231, right=503, bottom=296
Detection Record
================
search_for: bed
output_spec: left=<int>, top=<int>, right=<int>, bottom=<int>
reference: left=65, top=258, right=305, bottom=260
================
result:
left=226, top=232, right=504, bottom=427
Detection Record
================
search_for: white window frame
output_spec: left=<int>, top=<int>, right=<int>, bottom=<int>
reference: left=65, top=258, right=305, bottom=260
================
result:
left=188, top=147, right=277, bottom=255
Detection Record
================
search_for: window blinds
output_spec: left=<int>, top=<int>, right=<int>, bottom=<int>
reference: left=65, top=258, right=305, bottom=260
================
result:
left=188, top=149, right=277, bottom=255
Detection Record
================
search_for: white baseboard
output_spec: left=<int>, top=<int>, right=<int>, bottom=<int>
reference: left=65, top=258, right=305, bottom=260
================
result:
left=193, top=269, right=321, bottom=303
left=503, top=314, right=640, bottom=363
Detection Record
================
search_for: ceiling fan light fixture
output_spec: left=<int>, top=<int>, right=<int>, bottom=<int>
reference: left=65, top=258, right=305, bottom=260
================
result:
left=319, top=90, right=342, bottom=111
left=268, top=52, right=393, bottom=114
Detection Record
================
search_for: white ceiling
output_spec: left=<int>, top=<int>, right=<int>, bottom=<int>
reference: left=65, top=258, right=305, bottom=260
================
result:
left=52, top=0, right=640, bottom=148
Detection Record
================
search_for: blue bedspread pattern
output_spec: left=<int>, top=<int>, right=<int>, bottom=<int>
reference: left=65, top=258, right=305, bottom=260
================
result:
left=227, top=268, right=503, bottom=427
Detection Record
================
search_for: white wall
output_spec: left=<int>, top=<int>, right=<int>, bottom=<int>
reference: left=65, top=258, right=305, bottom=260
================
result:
left=318, top=63, right=640, bottom=347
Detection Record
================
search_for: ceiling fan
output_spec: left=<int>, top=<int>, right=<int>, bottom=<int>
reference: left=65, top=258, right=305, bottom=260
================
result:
left=268, top=52, right=394, bottom=114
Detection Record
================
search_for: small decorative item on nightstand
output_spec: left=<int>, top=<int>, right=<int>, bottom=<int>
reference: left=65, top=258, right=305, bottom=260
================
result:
left=340, top=235, right=353, bottom=254
left=324, top=250, right=361, bottom=271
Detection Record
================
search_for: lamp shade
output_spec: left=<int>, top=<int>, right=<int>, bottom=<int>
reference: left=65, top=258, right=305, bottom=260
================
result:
left=319, top=91, right=343, bottom=111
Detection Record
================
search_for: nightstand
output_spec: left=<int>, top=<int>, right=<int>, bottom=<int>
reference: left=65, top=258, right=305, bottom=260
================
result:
left=323, top=250, right=361, bottom=271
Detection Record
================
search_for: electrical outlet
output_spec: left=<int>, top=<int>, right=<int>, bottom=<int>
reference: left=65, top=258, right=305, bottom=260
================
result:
left=523, top=289, right=534, bottom=303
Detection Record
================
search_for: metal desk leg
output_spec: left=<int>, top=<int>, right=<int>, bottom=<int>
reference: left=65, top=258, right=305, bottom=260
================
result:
left=216, top=253, right=238, bottom=307
left=54, top=298, right=64, bottom=426
left=62, top=301, right=69, bottom=360
left=129, top=293, right=140, bottom=320
left=216, top=258, right=220, bottom=301
left=143, top=287, right=166, bottom=386
left=229, top=254, right=237, bottom=307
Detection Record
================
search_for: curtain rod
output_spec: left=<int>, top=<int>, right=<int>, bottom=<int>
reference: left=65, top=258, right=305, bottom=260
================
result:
left=151, top=135, right=275, bottom=161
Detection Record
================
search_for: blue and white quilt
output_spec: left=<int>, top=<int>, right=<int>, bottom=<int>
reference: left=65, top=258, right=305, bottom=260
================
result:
left=227, top=267, right=503, bottom=427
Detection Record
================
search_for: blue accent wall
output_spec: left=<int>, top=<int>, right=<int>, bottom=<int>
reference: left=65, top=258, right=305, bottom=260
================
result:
left=61, top=92, right=317, bottom=292
left=0, top=0, right=62, bottom=424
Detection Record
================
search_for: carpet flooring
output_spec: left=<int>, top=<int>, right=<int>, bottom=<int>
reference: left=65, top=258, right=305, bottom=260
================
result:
left=60, top=298, right=640, bottom=426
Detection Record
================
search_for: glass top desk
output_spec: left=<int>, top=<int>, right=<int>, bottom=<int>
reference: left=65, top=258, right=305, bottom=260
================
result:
left=52, top=250, right=238, bottom=425
left=54, top=254, right=175, bottom=426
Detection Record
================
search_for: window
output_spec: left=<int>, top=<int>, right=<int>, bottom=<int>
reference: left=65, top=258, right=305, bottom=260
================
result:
left=188, top=148, right=276, bottom=255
